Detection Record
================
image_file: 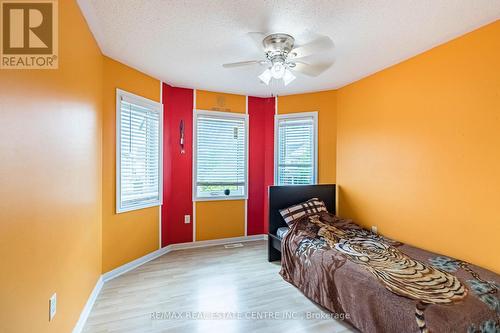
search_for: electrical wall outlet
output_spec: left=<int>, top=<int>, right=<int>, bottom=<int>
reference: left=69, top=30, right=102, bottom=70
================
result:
left=371, top=226, right=378, bottom=234
left=49, top=293, right=57, bottom=321
left=184, top=215, right=191, bottom=224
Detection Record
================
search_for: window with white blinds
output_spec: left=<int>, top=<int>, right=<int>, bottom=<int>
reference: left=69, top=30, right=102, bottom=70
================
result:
left=194, top=110, right=248, bottom=200
left=116, top=89, right=163, bottom=213
left=276, top=112, right=318, bottom=185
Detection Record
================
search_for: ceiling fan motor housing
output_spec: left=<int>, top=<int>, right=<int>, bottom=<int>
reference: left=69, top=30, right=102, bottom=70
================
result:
left=263, top=33, right=295, bottom=63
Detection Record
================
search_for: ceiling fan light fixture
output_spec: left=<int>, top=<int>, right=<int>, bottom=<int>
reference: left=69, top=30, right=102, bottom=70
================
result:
left=223, top=33, right=334, bottom=88
left=270, top=62, right=286, bottom=79
left=258, top=68, right=272, bottom=85
left=283, top=69, right=296, bottom=86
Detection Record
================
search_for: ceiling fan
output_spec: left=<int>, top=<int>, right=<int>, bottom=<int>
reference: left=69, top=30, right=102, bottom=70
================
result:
left=223, top=33, right=334, bottom=86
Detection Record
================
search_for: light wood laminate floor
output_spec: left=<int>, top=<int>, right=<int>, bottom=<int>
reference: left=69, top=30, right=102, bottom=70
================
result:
left=83, top=240, right=357, bottom=333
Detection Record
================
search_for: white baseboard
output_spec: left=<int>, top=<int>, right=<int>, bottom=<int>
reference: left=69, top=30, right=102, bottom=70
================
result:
left=74, top=234, right=266, bottom=332
left=102, top=246, right=172, bottom=282
left=72, top=276, right=103, bottom=333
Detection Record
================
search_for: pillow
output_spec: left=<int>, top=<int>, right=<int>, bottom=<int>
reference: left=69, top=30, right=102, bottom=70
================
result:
left=279, top=198, right=328, bottom=226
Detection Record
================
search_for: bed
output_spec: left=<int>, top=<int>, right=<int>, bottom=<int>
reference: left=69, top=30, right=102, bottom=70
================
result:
left=268, top=184, right=500, bottom=333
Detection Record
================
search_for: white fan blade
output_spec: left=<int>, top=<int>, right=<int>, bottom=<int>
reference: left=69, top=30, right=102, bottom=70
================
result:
left=223, top=60, right=267, bottom=68
left=292, top=61, right=333, bottom=77
left=289, top=36, right=334, bottom=59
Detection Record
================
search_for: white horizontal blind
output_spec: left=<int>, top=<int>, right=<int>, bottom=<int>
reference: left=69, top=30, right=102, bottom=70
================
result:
left=117, top=91, right=162, bottom=212
left=277, top=115, right=316, bottom=185
left=195, top=112, right=247, bottom=199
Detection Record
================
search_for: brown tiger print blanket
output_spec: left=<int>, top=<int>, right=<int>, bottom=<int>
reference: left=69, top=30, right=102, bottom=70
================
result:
left=280, top=212, right=500, bottom=333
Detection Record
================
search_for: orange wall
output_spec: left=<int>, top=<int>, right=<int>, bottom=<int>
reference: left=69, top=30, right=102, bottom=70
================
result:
left=196, top=90, right=246, bottom=114
left=278, top=90, right=337, bottom=183
left=194, top=90, right=247, bottom=240
left=0, top=1, right=103, bottom=332
left=195, top=200, right=246, bottom=240
left=337, top=21, right=500, bottom=273
left=102, top=57, right=161, bottom=272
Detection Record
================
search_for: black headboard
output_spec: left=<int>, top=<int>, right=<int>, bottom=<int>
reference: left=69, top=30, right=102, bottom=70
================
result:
left=268, top=184, right=336, bottom=235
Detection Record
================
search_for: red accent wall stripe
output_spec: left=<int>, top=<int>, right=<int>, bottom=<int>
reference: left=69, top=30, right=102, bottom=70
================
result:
left=247, top=97, right=275, bottom=235
left=262, top=97, right=275, bottom=234
left=162, top=84, right=194, bottom=246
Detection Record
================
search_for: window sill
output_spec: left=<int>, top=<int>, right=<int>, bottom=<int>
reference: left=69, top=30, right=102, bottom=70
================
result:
left=193, top=196, right=248, bottom=202
left=116, top=201, right=162, bottom=214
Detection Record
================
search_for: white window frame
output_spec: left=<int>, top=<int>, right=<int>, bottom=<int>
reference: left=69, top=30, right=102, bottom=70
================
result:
left=274, top=111, right=318, bottom=185
left=116, top=88, right=163, bottom=213
left=193, top=109, right=249, bottom=201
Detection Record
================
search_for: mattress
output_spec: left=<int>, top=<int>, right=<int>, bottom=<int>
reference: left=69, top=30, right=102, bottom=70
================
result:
left=276, top=226, right=289, bottom=239
left=280, top=211, right=500, bottom=333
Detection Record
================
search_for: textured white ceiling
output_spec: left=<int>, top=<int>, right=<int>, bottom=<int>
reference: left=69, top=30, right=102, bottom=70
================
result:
left=78, top=0, right=500, bottom=97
